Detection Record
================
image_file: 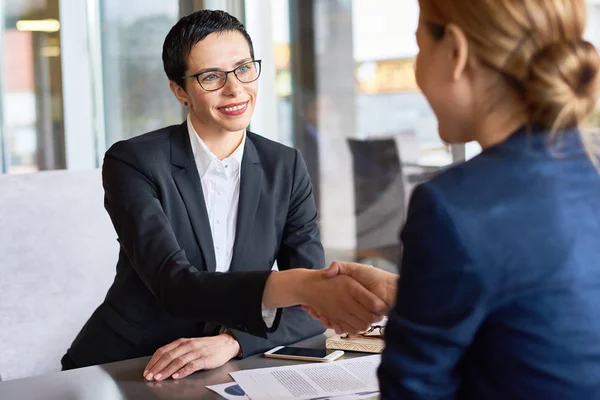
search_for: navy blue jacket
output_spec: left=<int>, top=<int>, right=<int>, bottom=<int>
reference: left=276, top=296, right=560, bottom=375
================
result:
left=380, top=127, right=600, bottom=399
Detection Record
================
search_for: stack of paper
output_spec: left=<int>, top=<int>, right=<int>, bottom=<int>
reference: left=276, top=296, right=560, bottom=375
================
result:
left=207, top=355, right=381, bottom=400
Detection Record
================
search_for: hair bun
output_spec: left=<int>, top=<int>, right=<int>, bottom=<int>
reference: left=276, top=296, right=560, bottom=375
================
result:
left=523, top=39, right=600, bottom=131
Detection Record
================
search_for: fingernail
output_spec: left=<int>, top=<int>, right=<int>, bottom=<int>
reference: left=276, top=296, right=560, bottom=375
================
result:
left=145, top=373, right=153, bottom=380
left=172, top=373, right=179, bottom=379
left=154, top=374, right=162, bottom=381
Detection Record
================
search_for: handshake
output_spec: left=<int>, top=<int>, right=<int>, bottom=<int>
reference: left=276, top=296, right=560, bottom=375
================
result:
left=299, top=262, right=398, bottom=335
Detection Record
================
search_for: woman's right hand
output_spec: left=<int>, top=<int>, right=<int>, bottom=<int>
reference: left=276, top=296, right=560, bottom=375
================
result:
left=262, top=267, right=389, bottom=334
left=324, top=262, right=398, bottom=307
left=298, top=270, right=389, bottom=334
left=302, top=262, right=398, bottom=332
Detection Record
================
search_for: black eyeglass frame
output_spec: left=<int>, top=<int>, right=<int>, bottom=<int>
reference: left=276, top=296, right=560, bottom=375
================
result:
left=340, top=324, right=385, bottom=340
left=181, top=60, right=262, bottom=92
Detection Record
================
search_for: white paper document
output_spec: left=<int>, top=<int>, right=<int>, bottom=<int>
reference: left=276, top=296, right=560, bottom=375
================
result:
left=205, top=382, right=379, bottom=400
left=229, top=355, right=381, bottom=400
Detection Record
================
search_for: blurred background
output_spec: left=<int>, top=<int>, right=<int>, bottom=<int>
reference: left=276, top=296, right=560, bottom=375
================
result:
left=2, top=0, right=600, bottom=271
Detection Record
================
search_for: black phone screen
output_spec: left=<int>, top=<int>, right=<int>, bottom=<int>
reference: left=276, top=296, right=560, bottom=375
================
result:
left=272, top=347, right=328, bottom=358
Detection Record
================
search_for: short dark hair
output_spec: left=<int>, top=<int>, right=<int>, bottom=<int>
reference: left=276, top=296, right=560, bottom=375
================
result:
left=162, top=10, right=255, bottom=88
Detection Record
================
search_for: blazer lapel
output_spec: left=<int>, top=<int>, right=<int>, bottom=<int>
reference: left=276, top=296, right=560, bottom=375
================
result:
left=170, top=122, right=217, bottom=272
left=230, top=134, right=262, bottom=271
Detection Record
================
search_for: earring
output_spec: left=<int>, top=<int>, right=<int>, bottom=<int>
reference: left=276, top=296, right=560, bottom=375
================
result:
left=183, top=101, right=189, bottom=107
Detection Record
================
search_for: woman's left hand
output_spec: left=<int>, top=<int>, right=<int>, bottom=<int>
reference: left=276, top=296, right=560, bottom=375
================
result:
left=143, top=333, right=240, bottom=381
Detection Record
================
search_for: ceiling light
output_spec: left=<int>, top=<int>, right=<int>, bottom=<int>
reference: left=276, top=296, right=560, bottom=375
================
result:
left=16, top=19, right=60, bottom=33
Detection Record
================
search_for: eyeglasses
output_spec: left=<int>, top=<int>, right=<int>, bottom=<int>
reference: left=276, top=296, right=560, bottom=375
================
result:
left=182, top=60, right=262, bottom=92
left=340, top=325, right=385, bottom=340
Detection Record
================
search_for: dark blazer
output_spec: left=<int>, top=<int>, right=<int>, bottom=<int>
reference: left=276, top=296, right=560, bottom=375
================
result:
left=63, top=122, right=325, bottom=369
left=380, top=127, right=600, bottom=399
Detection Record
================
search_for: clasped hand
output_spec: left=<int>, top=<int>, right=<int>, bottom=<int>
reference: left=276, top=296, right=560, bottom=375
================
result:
left=302, top=262, right=398, bottom=334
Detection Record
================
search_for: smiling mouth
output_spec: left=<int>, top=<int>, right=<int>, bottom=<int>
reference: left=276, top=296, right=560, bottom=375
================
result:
left=219, top=101, right=249, bottom=112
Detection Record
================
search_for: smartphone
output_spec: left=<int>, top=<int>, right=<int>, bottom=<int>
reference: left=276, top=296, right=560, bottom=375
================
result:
left=264, top=346, right=344, bottom=362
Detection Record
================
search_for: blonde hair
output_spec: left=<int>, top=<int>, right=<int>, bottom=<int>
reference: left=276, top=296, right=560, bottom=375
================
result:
left=419, top=0, right=600, bottom=160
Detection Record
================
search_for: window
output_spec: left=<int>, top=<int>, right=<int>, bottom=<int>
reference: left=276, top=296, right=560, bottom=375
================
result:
left=99, top=0, right=182, bottom=148
left=1, top=0, right=65, bottom=173
left=267, top=0, right=449, bottom=270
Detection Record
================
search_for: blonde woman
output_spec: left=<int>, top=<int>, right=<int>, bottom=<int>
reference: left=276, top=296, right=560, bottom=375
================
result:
left=375, top=0, right=600, bottom=398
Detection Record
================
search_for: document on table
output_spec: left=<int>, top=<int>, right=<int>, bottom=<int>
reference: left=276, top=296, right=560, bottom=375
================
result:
left=205, top=382, right=379, bottom=400
left=228, top=355, right=381, bottom=400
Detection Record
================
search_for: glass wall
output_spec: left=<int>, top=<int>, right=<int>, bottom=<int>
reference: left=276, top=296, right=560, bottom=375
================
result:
left=0, top=0, right=198, bottom=173
left=2, top=0, right=65, bottom=173
left=99, top=0, right=183, bottom=148
left=0, top=0, right=600, bottom=181
left=269, top=0, right=446, bottom=271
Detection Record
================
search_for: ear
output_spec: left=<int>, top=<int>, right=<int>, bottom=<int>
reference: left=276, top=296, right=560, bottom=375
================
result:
left=444, top=24, right=469, bottom=82
left=169, top=81, right=190, bottom=106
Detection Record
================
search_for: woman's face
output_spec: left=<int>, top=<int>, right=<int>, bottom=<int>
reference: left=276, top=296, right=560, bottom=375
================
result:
left=414, top=14, right=476, bottom=144
left=177, top=30, right=258, bottom=136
